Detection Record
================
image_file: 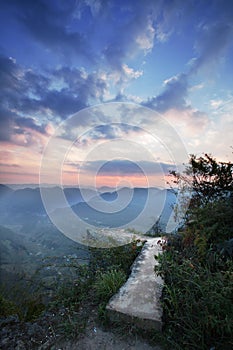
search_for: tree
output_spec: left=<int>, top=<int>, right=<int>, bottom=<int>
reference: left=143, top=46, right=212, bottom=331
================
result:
left=170, top=153, right=233, bottom=209
left=170, top=153, right=233, bottom=257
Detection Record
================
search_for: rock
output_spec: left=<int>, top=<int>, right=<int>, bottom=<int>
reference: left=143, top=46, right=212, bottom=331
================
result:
left=106, top=237, right=164, bottom=331
left=0, top=314, right=19, bottom=327
left=15, top=340, right=27, bottom=350
left=26, top=322, right=43, bottom=336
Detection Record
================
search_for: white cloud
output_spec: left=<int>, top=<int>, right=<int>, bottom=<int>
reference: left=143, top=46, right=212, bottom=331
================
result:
left=210, top=99, right=224, bottom=109
left=189, top=83, right=204, bottom=91
left=163, top=108, right=209, bottom=136
left=136, top=20, right=155, bottom=53
left=163, top=75, right=180, bottom=86
left=122, top=64, right=143, bottom=80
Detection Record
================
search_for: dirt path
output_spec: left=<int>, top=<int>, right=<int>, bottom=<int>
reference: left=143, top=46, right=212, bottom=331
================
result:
left=58, top=325, right=162, bottom=350
left=55, top=308, right=163, bottom=350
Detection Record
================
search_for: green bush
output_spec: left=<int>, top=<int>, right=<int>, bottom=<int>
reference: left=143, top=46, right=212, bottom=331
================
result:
left=22, top=297, right=45, bottom=321
left=0, top=291, right=45, bottom=321
left=0, top=239, right=143, bottom=340
left=89, top=239, right=144, bottom=275
left=157, top=153, right=233, bottom=349
left=156, top=252, right=233, bottom=349
left=94, top=269, right=127, bottom=303
left=0, top=293, right=19, bottom=317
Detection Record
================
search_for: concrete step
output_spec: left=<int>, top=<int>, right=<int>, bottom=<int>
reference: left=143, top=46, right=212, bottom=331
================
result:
left=106, top=237, right=164, bottom=331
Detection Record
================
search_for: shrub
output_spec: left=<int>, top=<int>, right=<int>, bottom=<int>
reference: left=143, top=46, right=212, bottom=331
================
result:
left=157, top=153, right=233, bottom=349
left=0, top=293, right=19, bottom=317
left=94, top=269, right=126, bottom=303
left=89, top=239, right=144, bottom=275
left=156, top=251, right=233, bottom=350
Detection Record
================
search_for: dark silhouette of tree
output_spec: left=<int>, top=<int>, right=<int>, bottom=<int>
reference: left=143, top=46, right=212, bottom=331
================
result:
left=170, top=153, right=233, bottom=208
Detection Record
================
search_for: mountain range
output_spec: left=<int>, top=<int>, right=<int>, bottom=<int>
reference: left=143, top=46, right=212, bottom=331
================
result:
left=0, top=184, right=177, bottom=293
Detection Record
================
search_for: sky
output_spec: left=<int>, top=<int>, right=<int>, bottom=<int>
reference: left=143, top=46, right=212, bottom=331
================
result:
left=0, top=0, right=233, bottom=188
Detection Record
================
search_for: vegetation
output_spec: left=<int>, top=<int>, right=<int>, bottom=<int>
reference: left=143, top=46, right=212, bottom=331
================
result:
left=2, top=153, right=233, bottom=348
left=0, top=239, right=144, bottom=339
left=0, top=294, right=19, bottom=317
left=156, top=154, right=233, bottom=349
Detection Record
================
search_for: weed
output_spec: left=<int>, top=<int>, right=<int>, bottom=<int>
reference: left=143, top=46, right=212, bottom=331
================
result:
left=94, top=269, right=127, bottom=303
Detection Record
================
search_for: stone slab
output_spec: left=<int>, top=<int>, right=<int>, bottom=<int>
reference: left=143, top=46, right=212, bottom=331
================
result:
left=106, top=237, right=164, bottom=331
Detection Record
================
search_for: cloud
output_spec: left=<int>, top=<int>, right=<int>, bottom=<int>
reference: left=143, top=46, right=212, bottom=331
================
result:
left=3, top=0, right=155, bottom=73
left=210, top=99, right=224, bottom=110
left=0, top=54, right=108, bottom=146
left=142, top=0, right=233, bottom=114
left=101, top=2, right=156, bottom=67
left=4, top=0, right=88, bottom=60
left=15, top=117, right=47, bottom=134
left=163, top=108, right=209, bottom=135
left=74, top=0, right=158, bottom=85
left=0, top=163, right=20, bottom=168
left=22, top=66, right=107, bottom=118
left=144, top=73, right=189, bottom=112
left=0, top=55, right=51, bottom=146
left=0, top=55, right=21, bottom=90
left=190, top=21, right=233, bottom=74
left=73, top=123, right=141, bottom=147
left=1, top=0, right=233, bottom=156
left=75, top=159, right=176, bottom=176
left=0, top=108, right=15, bottom=141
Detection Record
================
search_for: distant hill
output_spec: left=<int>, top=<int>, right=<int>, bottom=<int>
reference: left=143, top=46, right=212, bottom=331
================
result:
left=0, top=225, right=29, bottom=266
left=0, top=185, right=177, bottom=296
left=0, top=186, right=97, bottom=224
left=0, top=185, right=177, bottom=232
left=0, top=184, right=13, bottom=197
left=69, top=187, right=176, bottom=232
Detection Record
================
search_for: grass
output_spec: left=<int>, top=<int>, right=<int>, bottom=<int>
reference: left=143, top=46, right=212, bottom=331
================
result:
left=0, top=238, right=144, bottom=340
left=94, top=269, right=127, bottom=303
left=157, top=252, right=233, bottom=349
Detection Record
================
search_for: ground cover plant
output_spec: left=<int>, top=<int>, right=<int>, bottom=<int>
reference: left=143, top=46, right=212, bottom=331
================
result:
left=155, top=154, right=233, bottom=350
left=0, top=238, right=144, bottom=345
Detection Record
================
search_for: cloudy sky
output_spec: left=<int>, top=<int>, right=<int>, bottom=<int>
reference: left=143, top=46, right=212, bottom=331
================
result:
left=1, top=0, right=233, bottom=187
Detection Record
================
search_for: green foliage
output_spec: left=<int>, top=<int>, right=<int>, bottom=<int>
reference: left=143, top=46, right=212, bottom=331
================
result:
left=46, top=264, right=93, bottom=338
left=93, top=268, right=127, bottom=326
left=0, top=293, right=19, bottom=317
left=0, top=239, right=143, bottom=342
left=50, top=265, right=91, bottom=309
left=47, top=240, right=143, bottom=337
left=89, top=239, right=144, bottom=275
left=171, top=153, right=233, bottom=208
left=94, top=269, right=127, bottom=303
left=146, top=215, right=164, bottom=237
left=156, top=250, right=233, bottom=350
left=157, top=153, right=233, bottom=349
left=22, top=297, right=45, bottom=321
left=0, top=286, right=45, bottom=322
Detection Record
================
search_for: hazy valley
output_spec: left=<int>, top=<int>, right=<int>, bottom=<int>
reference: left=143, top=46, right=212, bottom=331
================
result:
left=0, top=184, right=176, bottom=295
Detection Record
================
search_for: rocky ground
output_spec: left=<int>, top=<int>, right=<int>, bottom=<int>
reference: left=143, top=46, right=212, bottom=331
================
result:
left=59, top=326, right=162, bottom=350
left=0, top=313, right=58, bottom=349
left=0, top=309, right=163, bottom=350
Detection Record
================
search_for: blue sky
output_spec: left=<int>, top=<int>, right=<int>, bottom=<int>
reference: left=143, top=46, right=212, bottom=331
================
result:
left=0, top=0, right=233, bottom=186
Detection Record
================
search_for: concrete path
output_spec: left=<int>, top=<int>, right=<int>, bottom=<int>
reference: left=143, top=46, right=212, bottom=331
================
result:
left=106, top=237, right=164, bottom=331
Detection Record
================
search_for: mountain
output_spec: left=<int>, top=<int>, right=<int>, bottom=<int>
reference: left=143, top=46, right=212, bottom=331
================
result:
left=0, top=184, right=13, bottom=197
left=70, top=187, right=177, bottom=232
left=0, top=184, right=178, bottom=295
left=0, top=186, right=98, bottom=225
left=64, top=187, right=97, bottom=206
left=0, top=185, right=177, bottom=232
left=0, top=223, right=89, bottom=297
left=100, top=191, right=118, bottom=201
left=0, top=225, right=29, bottom=266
